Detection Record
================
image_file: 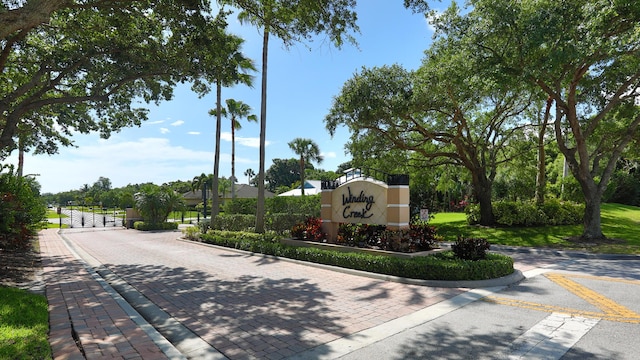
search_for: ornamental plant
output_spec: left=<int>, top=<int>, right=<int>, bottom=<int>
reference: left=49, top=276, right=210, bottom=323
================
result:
left=290, top=217, right=326, bottom=242
left=452, top=236, right=491, bottom=260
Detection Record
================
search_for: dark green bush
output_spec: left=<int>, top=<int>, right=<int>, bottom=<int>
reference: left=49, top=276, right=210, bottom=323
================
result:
left=452, top=236, right=490, bottom=260
left=133, top=221, right=179, bottom=231
left=206, top=213, right=306, bottom=234
left=267, top=213, right=307, bottom=234
left=0, top=166, right=46, bottom=249
left=222, top=198, right=257, bottom=215
left=210, top=214, right=256, bottom=231
left=466, top=199, right=584, bottom=227
left=335, top=221, right=438, bottom=252
left=266, top=195, right=320, bottom=217
left=197, top=230, right=513, bottom=281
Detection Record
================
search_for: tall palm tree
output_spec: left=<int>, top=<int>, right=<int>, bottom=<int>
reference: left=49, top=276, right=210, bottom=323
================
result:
left=221, top=99, right=257, bottom=199
left=206, top=12, right=255, bottom=226
left=244, top=168, right=255, bottom=184
left=288, top=138, right=323, bottom=196
left=218, top=0, right=358, bottom=232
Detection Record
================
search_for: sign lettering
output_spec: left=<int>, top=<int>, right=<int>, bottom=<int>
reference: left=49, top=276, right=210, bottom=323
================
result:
left=341, top=186, right=374, bottom=219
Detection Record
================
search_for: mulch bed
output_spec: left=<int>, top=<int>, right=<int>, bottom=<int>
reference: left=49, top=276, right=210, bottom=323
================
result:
left=0, top=241, right=41, bottom=289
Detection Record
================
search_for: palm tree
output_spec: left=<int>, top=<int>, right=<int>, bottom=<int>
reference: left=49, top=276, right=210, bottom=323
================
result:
left=288, top=138, right=323, bottom=196
left=218, top=177, right=232, bottom=204
left=219, top=0, right=358, bottom=232
left=244, top=168, right=255, bottom=184
left=191, top=173, right=212, bottom=218
left=221, top=99, right=257, bottom=199
left=206, top=13, right=255, bottom=226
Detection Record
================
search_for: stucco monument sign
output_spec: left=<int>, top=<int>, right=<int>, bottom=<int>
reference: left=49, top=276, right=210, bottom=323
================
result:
left=320, top=169, right=410, bottom=242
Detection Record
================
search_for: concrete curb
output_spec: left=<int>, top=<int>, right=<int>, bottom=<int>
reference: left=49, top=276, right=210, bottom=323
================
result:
left=58, top=231, right=225, bottom=360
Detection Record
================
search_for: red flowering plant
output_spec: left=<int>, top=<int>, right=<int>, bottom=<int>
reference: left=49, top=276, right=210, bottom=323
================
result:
left=290, top=217, right=326, bottom=242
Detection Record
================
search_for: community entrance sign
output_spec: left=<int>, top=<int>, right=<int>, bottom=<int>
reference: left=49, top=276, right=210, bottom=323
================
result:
left=320, top=169, right=410, bottom=242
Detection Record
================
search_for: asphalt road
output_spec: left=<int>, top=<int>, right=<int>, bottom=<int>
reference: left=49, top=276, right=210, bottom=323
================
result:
left=59, top=227, right=640, bottom=359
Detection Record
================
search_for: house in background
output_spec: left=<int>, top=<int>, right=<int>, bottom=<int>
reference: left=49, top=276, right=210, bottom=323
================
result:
left=182, top=184, right=274, bottom=207
left=278, top=180, right=322, bottom=196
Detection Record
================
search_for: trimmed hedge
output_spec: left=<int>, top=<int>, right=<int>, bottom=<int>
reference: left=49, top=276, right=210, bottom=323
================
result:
left=203, top=213, right=307, bottom=234
left=194, top=230, right=514, bottom=281
left=133, top=221, right=179, bottom=231
left=222, top=195, right=321, bottom=217
left=466, top=199, right=584, bottom=226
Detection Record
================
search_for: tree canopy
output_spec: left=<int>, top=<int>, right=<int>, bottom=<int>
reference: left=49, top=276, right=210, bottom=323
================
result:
left=0, top=0, right=239, bottom=159
left=433, top=0, right=640, bottom=239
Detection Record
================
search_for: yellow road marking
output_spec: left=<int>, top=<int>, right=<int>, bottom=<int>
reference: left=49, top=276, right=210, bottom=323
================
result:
left=484, top=273, right=640, bottom=323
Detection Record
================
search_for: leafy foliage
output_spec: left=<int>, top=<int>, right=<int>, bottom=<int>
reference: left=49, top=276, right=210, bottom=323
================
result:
left=452, top=237, right=491, bottom=261
left=436, top=0, right=640, bottom=240
left=0, top=1, right=231, bottom=157
left=290, top=217, right=326, bottom=241
left=0, top=165, right=46, bottom=249
left=134, top=184, right=184, bottom=225
left=334, top=221, right=439, bottom=252
left=223, top=195, right=321, bottom=217
left=465, top=199, right=584, bottom=227
left=288, top=138, right=323, bottom=196
left=196, top=230, right=514, bottom=281
left=133, top=221, right=179, bottom=231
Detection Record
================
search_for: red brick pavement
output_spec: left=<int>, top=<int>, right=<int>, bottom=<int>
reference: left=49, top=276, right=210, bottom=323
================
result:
left=39, top=229, right=170, bottom=360
left=60, top=228, right=471, bottom=360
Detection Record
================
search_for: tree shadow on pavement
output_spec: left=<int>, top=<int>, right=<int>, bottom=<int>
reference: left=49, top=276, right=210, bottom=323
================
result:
left=104, top=263, right=347, bottom=359
left=384, top=324, right=622, bottom=360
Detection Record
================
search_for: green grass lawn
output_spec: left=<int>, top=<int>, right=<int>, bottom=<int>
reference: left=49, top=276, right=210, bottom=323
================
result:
left=432, top=203, right=640, bottom=254
left=0, top=287, right=51, bottom=359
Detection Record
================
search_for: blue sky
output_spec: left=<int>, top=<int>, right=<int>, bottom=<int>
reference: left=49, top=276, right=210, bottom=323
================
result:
left=12, top=1, right=441, bottom=194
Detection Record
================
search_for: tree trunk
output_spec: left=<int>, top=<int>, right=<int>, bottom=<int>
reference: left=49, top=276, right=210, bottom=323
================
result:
left=255, top=28, right=269, bottom=233
left=471, top=170, right=495, bottom=226
left=300, top=157, right=305, bottom=196
left=17, top=135, right=24, bottom=177
left=582, top=195, right=604, bottom=241
left=231, top=119, right=236, bottom=200
left=535, top=97, right=552, bottom=205
left=211, top=82, right=222, bottom=226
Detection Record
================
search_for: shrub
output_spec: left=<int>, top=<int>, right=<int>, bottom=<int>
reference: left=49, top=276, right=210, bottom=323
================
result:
left=182, top=226, right=200, bottom=240
left=540, top=198, right=584, bottom=225
left=452, top=236, right=490, bottom=260
left=266, top=195, right=320, bottom=217
left=133, top=221, right=179, bottom=231
left=290, top=217, right=326, bottom=242
left=223, top=198, right=257, bottom=215
left=206, top=213, right=307, bottom=234
left=0, top=166, right=46, bottom=249
left=196, top=231, right=513, bottom=281
left=336, top=222, right=438, bottom=253
left=268, top=213, right=307, bottom=234
left=465, top=199, right=583, bottom=227
left=210, top=214, right=256, bottom=232
left=408, top=220, right=441, bottom=250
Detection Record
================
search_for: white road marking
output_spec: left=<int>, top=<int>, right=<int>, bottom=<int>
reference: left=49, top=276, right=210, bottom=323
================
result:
left=508, top=312, right=600, bottom=359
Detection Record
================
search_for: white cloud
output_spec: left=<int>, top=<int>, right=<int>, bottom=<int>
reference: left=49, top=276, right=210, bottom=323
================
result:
left=322, top=151, right=337, bottom=159
left=187, top=131, right=201, bottom=135
left=146, top=120, right=165, bottom=125
left=14, top=137, right=220, bottom=193
left=160, top=128, right=170, bottom=134
left=425, top=10, right=442, bottom=34
left=220, top=132, right=265, bottom=148
left=171, top=120, right=185, bottom=126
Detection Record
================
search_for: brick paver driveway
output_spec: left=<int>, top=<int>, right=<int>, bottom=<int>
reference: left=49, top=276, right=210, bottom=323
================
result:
left=60, top=228, right=466, bottom=359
